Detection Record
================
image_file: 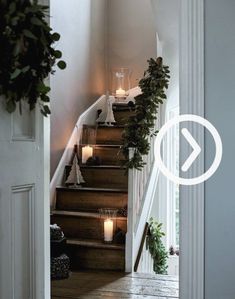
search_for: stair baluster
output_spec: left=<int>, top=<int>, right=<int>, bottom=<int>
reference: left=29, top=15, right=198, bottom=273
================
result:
left=126, top=116, right=160, bottom=272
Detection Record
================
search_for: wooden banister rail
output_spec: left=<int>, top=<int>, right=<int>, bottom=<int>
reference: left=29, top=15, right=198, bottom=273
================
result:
left=134, top=222, right=149, bottom=272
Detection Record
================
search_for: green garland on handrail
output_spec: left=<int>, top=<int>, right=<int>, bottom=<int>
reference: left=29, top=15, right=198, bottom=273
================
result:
left=146, top=218, right=168, bottom=275
left=122, top=57, right=170, bottom=170
left=0, top=0, right=66, bottom=116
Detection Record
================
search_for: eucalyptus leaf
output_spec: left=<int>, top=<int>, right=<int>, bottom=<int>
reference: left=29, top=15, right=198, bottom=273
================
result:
left=54, top=50, right=62, bottom=58
left=0, top=0, right=65, bottom=116
left=11, top=17, right=19, bottom=26
left=10, top=68, right=21, bottom=80
left=31, top=17, right=43, bottom=26
left=43, top=105, right=51, bottom=114
left=23, top=29, right=37, bottom=40
left=57, top=60, right=66, bottom=70
left=52, top=32, right=60, bottom=41
left=31, top=69, right=37, bottom=77
left=41, top=95, right=50, bottom=102
left=13, top=40, right=21, bottom=56
left=40, top=109, right=47, bottom=117
left=37, top=82, right=51, bottom=94
left=22, top=66, right=30, bottom=73
left=37, top=5, right=50, bottom=10
left=9, top=2, right=16, bottom=14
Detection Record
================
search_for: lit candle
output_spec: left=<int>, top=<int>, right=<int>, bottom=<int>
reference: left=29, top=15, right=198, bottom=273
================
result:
left=104, top=219, right=114, bottom=242
left=116, top=88, right=126, bottom=98
left=82, top=145, right=93, bottom=164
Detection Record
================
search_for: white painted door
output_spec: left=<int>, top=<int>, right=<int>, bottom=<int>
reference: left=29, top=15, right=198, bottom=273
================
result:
left=0, top=100, right=50, bottom=299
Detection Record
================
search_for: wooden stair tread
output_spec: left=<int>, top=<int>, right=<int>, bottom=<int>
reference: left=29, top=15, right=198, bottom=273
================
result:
left=80, top=144, right=122, bottom=148
left=98, top=125, right=125, bottom=128
left=113, top=106, right=135, bottom=112
left=113, top=102, right=134, bottom=108
left=52, top=210, right=127, bottom=220
left=80, top=165, right=125, bottom=169
left=95, top=126, right=124, bottom=145
left=65, top=165, right=128, bottom=189
left=56, top=187, right=128, bottom=212
left=56, top=186, right=127, bottom=193
left=67, top=238, right=125, bottom=250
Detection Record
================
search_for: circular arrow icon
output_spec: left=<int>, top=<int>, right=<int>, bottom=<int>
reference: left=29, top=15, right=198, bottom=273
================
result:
left=154, top=114, right=223, bottom=186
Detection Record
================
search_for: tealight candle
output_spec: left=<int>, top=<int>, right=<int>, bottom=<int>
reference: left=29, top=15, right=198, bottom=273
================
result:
left=116, top=88, right=126, bottom=98
left=82, top=145, right=93, bottom=164
left=104, top=219, right=114, bottom=242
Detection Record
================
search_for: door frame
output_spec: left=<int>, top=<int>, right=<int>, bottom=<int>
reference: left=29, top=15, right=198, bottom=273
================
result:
left=38, top=1, right=50, bottom=298
left=179, top=0, right=205, bottom=298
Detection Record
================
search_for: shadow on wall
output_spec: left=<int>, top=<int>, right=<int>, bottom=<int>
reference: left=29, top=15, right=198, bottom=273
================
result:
left=108, top=0, right=157, bottom=88
left=50, top=0, right=107, bottom=177
left=50, top=0, right=158, bottom=178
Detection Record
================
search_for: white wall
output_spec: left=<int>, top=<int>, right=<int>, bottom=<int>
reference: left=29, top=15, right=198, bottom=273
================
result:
left=108, top=0, right=157, bottom=88
left=50, top=0, right=107, bottom=176
left=151, top=0, right=179, bottom=111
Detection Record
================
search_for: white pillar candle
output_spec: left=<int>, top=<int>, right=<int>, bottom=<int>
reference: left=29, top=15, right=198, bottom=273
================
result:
left=82, top=145, right=93, bottom=164
left=116, top=88, right=126, bottom=98
left=104, top=219, right=114, bottom=242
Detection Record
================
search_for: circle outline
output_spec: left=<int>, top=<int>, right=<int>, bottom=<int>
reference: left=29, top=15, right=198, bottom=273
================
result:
left=154, top=114, right=223, bottom=185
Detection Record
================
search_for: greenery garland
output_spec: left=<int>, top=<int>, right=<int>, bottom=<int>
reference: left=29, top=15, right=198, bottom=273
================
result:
left=0, top=0, right=66, bottom=116
left=146, top=218, right=168, bottom=275
left=122, top=57, right=170, bottom=169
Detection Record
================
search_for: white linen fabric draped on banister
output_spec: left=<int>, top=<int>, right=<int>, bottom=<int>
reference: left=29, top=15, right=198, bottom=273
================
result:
left=125, top=105, right=165, bottom=272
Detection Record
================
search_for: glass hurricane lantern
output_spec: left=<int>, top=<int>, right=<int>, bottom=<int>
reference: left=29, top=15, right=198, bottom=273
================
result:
left=111, top=68, right=131, bottom=102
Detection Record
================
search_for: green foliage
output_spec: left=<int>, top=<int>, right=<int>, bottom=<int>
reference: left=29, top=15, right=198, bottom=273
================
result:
left=146, top=218, right=168, bottom=275
left=122, top=57, right=170, bottom=169
left=0, top=0, right=66, bottom=116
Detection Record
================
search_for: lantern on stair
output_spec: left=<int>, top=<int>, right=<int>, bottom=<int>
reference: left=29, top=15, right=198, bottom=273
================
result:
left=111, top=68, right=131, bottom=102
left=81, top=125, right=96, bottom=164
left=99, top=208, right=118, bottom=243
left=82, top=145, right=93, bottom=164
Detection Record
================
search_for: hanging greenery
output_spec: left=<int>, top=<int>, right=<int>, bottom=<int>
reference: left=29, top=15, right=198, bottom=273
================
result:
left=122, top=57, right=170, bottom=169
left=0, top=0, right=66, bottom=116
left=146, top=218, right=168, bottom=275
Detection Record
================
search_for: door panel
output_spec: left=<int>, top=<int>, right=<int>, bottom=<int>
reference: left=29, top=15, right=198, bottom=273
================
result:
left=11, top=185, right=35, bottom=299
left=11, top=102, right=36, bottom=141
left=0, top=101, right=50, bottom=299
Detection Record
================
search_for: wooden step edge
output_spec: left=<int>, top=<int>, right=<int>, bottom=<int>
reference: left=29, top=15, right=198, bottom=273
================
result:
left=113, top=102, right=135, bottom=107
left=51, top=237, right=66, bottom=244
left=51, top=210, right=127, bottom=220
left=56, top=186, right=128, bottom=193
left=67, top=238, right=125, bottom=251
left=79, top=144, right=123, bottom=148
left=97, top=125, right=126, bottom=129
left=80, top=165, right=126, bottom=169
left=95, top=141, right=124, bottom=146
left=113, top=106, right=135, bottom=112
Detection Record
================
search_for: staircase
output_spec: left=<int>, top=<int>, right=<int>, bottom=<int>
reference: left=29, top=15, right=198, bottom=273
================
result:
left=51, top=104, right=134, bottom=271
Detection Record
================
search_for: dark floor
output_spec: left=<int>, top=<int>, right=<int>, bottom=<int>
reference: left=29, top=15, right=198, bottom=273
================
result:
left=51, top=271, right=179, bottom=299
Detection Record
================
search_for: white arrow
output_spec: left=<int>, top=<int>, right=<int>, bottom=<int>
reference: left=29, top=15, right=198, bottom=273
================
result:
left=181, top=128, right=201, bottom=172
